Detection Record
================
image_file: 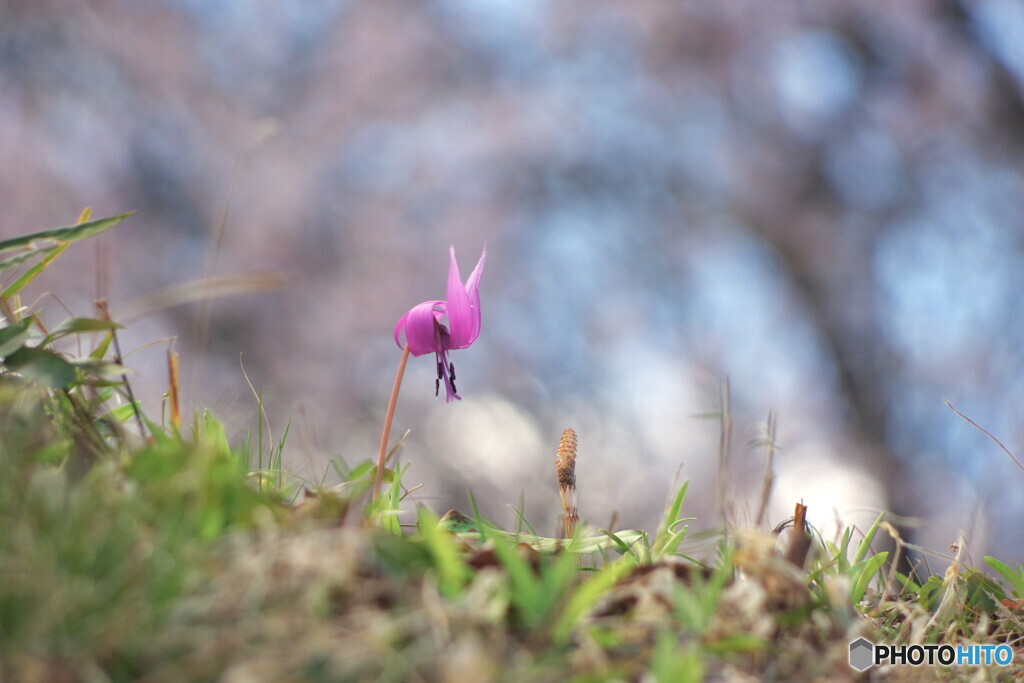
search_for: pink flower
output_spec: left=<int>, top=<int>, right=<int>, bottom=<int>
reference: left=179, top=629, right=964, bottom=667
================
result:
left=394, top=245, right=487, bottom=402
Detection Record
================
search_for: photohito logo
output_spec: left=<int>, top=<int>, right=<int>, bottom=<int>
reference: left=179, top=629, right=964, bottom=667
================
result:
left=848, top=638, right=1013, bottom=671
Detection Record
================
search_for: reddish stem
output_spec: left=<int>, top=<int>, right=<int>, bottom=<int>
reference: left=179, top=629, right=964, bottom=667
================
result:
left=373, top=343, right=411, bottom=500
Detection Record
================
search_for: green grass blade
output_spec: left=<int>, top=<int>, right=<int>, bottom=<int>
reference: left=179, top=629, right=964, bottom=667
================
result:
left=600, top=529, right=636, bottom=555
left=104, top=402, right=142, bottom=423
left=672, top=562, right=731, bottom=634
left=275, top=420, right=291, bottom=489
left=849, top=551, right=888, bottom=604
left=651, top=630, right=704, bottom=683
left=201, top=411, right=232, bottom=459
left=835, top=528, right=853, bottom=573
left=380, top=463, right=407, bottom=535
left=417, top=506, right=470, bottom=597
left=659, top=526, right=692, bottom=558
left=552, top=556, right=635, bottom=643
left=507, top=502, right=539, bottom=539
left=0, top=248, right=51, bottom=274
left=2, top=244, right=68, bottom=298
left=0, top=212, right=134, bottom=254
left=891, top=571, right=921, bottom=596
left=852, top=512, right=885, bottom=565
left=543, top=546, right=581, bottom=595
left=466, top=489, right=492, bottom=541
left=40, top=317, right=124, bottom=347
left=87, top=331, right=115, bottom=360
left=652, top=480, right=689, bottom=557
left=985, top=556, right=1024, bottom=598
left=491, top=533, right=544, bottom=626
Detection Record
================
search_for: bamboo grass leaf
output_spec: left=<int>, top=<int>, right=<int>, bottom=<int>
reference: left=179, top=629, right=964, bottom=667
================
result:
left=4, top=346, right=77, bottom=388
left=41, top=317, right=124, bottom=347
left=0, top=212, right=134, bottom=254
left=2, top=244, right=68, bottom=298
left=0, top=318, right=33, bottom=357
left=0, top=247, right=56, bottom=277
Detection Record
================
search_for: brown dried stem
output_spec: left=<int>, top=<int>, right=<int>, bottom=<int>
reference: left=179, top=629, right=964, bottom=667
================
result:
left=785, top=502, right=811, bottom=568
left=167, top=348, right=181, bottom=431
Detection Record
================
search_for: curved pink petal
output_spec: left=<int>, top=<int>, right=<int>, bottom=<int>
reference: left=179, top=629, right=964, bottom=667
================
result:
left=394, top=300, right=446, bottom=356
left=464, top=243, right=487, bottom=298
left=462, top=244, right=486, bottom=338
left=445, top=245, right=486, bottom=349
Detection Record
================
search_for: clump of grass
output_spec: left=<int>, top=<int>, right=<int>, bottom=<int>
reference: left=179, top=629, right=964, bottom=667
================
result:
left=1, top=212, right=1023, bottom=680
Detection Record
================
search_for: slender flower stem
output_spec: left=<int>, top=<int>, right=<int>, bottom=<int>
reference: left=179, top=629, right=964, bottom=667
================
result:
left=374, top=342, right=411, bottom=500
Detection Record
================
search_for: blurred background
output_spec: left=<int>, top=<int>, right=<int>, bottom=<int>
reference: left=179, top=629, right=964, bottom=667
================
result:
left=3, top=0, right=1024, bottom=561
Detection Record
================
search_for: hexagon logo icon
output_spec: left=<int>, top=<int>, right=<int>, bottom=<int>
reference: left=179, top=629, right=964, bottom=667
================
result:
left=849, top=638, right=875, bottom=672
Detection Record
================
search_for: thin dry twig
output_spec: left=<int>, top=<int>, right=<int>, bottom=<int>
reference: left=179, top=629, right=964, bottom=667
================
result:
left=756, top=410, right=777, bottom=528
left=944, top=399, right=1024, bottom=475
left=96, top=299, right=146, bottom=439
left=717, top=377, right=733, bottom=528
left=240, top=353, right=273, bottom=453
left=194, top=122, right=277, bottom=382
left=879, top=520, right=906, bottom=600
